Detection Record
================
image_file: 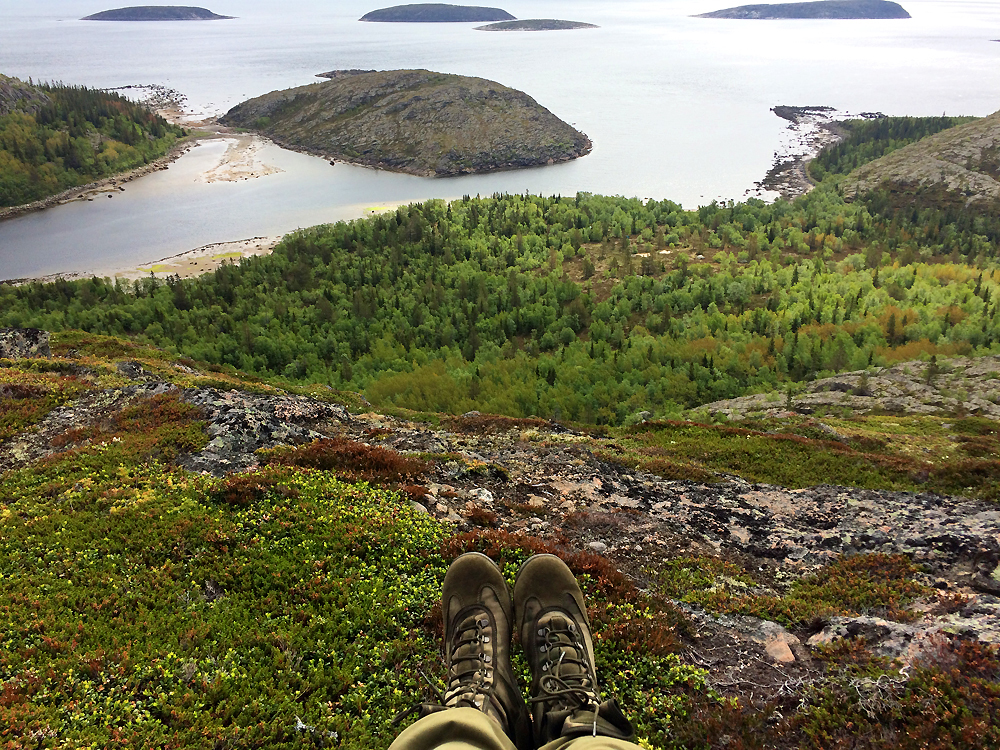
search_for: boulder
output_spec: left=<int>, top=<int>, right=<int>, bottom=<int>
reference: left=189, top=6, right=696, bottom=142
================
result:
left=0, top=328, right=51, bottom=359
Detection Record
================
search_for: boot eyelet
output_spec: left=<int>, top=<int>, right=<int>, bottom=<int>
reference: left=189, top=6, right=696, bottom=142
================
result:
left=483, top=654, right=492, bottom=663
left=537, top=627, right=548, bottom=636
left=478, top=618, right=489, bottom=628
left=539, top=644, right=548, bottom=652
left=482, top=635, right=490, bottom=643
left=568, top=623, right=576, bottom=632
left=542, top=663, right=549, bottom=671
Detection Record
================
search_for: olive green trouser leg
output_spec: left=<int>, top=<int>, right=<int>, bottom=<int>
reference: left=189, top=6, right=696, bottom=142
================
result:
left=389, top=708, right=642, bottom=750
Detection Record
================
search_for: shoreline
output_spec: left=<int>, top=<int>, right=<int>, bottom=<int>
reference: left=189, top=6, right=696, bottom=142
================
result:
left=1, top=236, right=284, bottom=286
left=0, top=136, right=197, bottom=223
left=748, top=106, right=883, bottom=201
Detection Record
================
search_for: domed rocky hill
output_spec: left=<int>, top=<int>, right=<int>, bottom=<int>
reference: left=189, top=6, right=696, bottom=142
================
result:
left=360, top=3, right=513, bottom=22
left=697, top=0, right=910, bottom=18
left=220, top=69, right=591, bottom=176
left=82, top=6, right=234, bottom=20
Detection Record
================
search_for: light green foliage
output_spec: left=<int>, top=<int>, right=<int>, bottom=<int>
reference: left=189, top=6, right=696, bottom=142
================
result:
left=0, top=461, right=449, bottom=747
left=2, top=181, right=1000, bottom=424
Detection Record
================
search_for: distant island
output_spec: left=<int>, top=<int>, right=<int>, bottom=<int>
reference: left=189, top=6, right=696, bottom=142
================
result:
left=475, top=19, right=598, bottom=31
left=697, top=0, right=910, bottom=19
left=360, top=4, right=514, bottom=22
left=220, top=69, right=590, bottom=176
left=81, top=6, right=234, bottom=21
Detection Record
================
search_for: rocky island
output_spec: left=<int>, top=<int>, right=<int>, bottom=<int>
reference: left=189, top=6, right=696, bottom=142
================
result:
left=220, top=69, right=591, bottom=176
left=697, top=0, right=910, bottom=19
left=360, top=3, right=513, bottom=22
left=81, top=6, right=234, bottom=20
left=475, top=19, right=598, bottom=31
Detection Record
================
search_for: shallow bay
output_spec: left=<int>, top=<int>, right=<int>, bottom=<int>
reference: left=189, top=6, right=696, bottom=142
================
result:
left=1, top=0, right=999, bottom=277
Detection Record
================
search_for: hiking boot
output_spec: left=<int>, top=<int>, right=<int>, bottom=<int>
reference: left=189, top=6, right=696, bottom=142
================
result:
left=513, top=554, right=635, bottom=746
left=421, top=552, right=533, bottom=750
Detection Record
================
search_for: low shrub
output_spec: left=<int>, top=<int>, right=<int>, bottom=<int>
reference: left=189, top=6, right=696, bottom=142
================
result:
left=261, top=437, right=427, bottom=483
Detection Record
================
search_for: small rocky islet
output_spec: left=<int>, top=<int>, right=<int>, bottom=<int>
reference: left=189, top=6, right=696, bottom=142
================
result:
left=697, top=0, right=910, bottom=19
left=220, top=69, right=591, bottom=177
left=81, top=6, right=234, bottom=21
left=475, top=19, right=598, bottom=31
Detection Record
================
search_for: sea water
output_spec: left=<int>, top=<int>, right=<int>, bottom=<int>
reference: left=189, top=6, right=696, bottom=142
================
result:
left=0, top=0, right=998, bottom=277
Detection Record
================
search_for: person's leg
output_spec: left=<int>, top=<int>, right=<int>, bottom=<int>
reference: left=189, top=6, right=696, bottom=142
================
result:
left=392, top=553, right=532, bottom=750
left=538, top=736, right=644, bottom=750
left=388, top=707, right=518, bottom=750
left=513, top=554, right=635, bottom=748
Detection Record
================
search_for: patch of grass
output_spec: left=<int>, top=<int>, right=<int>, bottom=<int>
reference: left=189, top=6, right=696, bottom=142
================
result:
left=0, top=463, right=448, bottom=748
left=656, top=553, right=930, bottom=627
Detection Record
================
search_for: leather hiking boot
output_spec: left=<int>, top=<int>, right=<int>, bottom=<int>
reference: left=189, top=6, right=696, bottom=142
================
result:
left=514, top=554, right=635, bottom=746
left=425, top=552, right=533, bottom=750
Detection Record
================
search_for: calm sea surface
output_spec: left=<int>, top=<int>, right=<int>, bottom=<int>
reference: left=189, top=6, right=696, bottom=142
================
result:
left=0, top=0, right=998, bottom=277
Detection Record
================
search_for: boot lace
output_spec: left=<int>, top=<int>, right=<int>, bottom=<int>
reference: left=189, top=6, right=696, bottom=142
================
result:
left=530, top=615, right=601, bottom=734
left=443, top=610, right=495, bottom=710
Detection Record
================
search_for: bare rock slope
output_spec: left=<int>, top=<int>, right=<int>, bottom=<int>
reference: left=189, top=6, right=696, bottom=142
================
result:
left=220, top=69, right=591, bottom=176
left=700, top=355, right=1000, bottom=420
left=0, top=74, right=50, bottom=117
left=846, top=109, right=1000, bottom=208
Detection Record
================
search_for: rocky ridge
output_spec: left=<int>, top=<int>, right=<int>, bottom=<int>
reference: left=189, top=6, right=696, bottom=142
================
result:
left=698, top=355, right=1000, bottom=421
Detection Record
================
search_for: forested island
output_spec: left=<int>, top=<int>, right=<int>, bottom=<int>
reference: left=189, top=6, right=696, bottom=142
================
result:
left=0, top=75, right=184, bottom=207
left=360, top=3, right=513, bottom=22
left=475, top=19, right=598, bottom=31
left=697, top=0, right=910, bottom=19
left=220, top=69, right=590, bottom=176
left=81, top=6, right=234, bottom=21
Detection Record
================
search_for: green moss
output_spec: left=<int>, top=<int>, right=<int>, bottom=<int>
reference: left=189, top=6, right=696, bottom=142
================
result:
left=656, top=553, right=930, bottom=626
left=613, top=417, right=1000, bottom=500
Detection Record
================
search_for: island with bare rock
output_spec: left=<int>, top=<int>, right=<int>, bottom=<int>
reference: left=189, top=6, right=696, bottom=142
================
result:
left=219, top=69, right=591, bottom=176
left=697, top=0, right=910, bottom=19
left=475, top=19, right=598, bottom=31
left=81, top=6, right=234, bottom=21
left=360, top=3, right=513, bottom=22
